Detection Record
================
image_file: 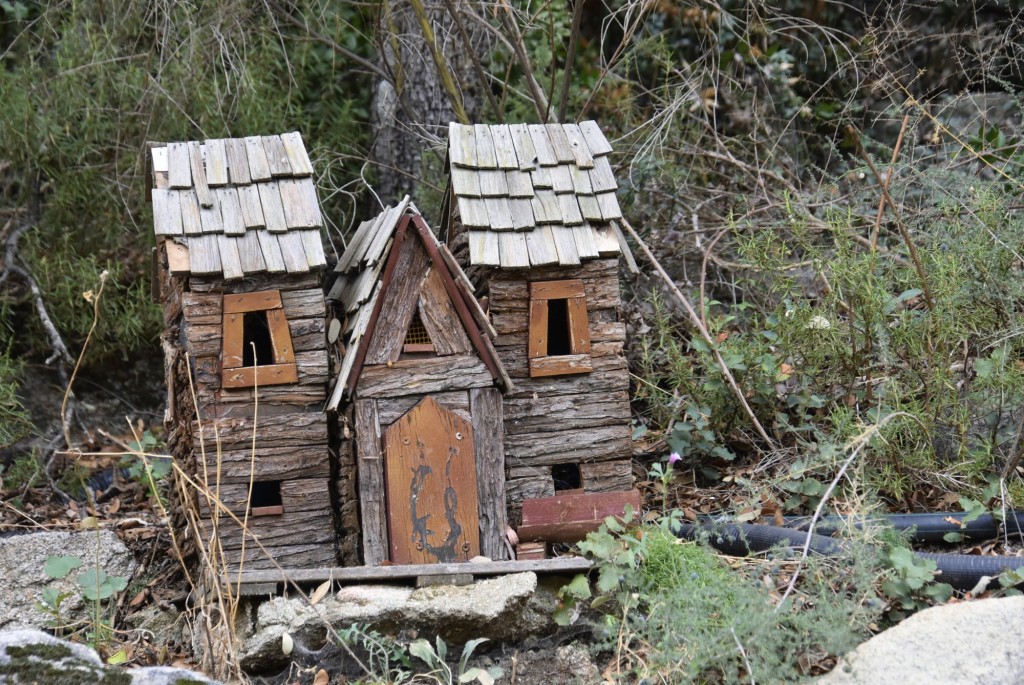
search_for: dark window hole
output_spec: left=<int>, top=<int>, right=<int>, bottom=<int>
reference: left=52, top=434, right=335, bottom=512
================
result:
left=242, top=310, right=275, bottom=367
left=547, top=298, right=572, bottom=356
left=249, top=480, right=282, bottom=515
left=553, top=463, right=582, bottom=492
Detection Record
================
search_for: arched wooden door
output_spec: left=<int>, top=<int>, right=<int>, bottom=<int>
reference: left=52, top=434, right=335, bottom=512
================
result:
left=383, top=397, right=481, bottom=564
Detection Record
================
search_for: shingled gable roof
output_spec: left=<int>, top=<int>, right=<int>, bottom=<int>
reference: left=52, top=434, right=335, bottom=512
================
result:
left=447, top=121, right=633, bottom=269
left=149, top=132, right=326, bottom=279
left=326, top=200, right=510, bottom=411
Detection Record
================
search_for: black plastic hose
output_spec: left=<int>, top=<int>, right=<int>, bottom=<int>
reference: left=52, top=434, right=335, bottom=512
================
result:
left=674, top=522, right=1024, bottom=590
left=779, top=511, right=1024, bottom=543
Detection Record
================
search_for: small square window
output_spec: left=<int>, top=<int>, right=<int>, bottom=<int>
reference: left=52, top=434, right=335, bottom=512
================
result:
left=249, top=480, right=283, bottom=516
left=222, top=290, right=299, bottom=389
left=528, top=280, right=592, bottom=377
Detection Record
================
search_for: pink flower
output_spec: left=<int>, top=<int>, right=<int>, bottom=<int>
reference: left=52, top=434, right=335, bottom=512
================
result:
left=668, top=452, right=681, bottom=466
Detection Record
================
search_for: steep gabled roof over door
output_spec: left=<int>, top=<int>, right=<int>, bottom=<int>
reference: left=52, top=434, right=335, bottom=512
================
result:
left=326, top=204, right=510, bottom=410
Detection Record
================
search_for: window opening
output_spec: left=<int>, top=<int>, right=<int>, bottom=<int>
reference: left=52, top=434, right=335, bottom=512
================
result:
left=403, top=311, right=435, bottom=353
left=552, top=463, right=582, bottom=492
left=249, top=480, right=283, bottom=516
left=242, top=310, right=274, bottom=367
left=546, top=299, right=572, bottom=356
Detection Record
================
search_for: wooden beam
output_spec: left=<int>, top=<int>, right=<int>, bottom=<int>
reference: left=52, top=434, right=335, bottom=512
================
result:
left=518, top=490, right=641, bottom=543
left=355, top=399, right=388, bottom=565
left=226, top=557, right=593, bottom=586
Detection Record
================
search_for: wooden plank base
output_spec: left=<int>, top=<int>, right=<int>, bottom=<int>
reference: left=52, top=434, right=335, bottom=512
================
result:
left=225, top=557, right=592, bottom=589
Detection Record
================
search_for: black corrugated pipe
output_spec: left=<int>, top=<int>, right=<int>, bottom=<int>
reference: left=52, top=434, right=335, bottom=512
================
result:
left=778, top=511, right=1024, bottom=543
left=674, top=522, right=1024, bottom=590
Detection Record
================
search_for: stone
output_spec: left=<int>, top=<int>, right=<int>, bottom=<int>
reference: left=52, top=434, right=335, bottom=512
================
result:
left=817, top=595, right=1024, bottom=685
left=237, top=572, right=560, bottom=672
left=0, top=530, right=137, bottom=631
left=0, top=629, right=218, bottom=684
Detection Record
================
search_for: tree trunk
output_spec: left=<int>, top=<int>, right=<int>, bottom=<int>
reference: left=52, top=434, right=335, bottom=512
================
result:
left=370, top=1, right=489, bottom=205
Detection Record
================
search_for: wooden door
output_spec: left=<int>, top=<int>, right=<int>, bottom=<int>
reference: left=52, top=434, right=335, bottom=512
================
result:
left=383, top=397, right=480, bottom=564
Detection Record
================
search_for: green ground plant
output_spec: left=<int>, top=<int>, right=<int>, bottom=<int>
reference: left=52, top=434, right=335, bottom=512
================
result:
left=564, top=513, right=884, bottom=684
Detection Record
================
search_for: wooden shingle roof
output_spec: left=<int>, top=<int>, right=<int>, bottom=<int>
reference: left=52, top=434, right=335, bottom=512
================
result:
left=326, top=200, right=508, bottom=410
left=447, top=121, right=629, bottom=268
left=149, top=132, right=326, bottom=279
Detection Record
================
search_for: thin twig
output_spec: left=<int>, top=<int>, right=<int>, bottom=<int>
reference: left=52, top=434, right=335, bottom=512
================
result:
left=870, top=114, right=910, bottom=251
left=618, top=218, right=774, bottom=447
left=442, top=0, right=503, bottom=122
left=557, top=0, right=584, bottom=122
left=496, top=1, right=550, bottom=122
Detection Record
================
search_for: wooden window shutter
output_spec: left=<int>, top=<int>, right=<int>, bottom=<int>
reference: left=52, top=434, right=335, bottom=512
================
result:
left=221, top=289, right=299, bottom=389
left=527, top=279, right=593, bottom=377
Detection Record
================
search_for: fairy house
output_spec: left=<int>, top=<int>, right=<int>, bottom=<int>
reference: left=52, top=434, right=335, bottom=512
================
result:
left=149, top=133, right=337, bottom=571
left=326, top=198, right=514, bottom=565
left=441, top=122, right=636, bottom=518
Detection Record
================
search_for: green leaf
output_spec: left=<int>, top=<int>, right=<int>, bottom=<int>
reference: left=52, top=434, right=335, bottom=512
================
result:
left=460, top=668, right=483, bottom=683
left=106, top=650, right=128, bottom=665
left=552, top=603, right=576, bottom=626
left=942, top=532, right=964, bottom=543
left=408, top=639, right=437, bottom=666
left=561, top=573, right=592, bottom=601
left=597, top=567, right=621, bottom=594
left=435, top=635, right=447, bottom=663
left=44, top=555, right=82, bottom=579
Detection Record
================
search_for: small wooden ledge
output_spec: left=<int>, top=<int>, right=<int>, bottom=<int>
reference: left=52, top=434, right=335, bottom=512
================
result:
left=224, top=557, right=593, bottom=591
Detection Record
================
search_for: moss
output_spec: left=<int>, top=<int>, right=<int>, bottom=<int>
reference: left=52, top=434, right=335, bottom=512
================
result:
left=0, top=642, right=131, bottom=685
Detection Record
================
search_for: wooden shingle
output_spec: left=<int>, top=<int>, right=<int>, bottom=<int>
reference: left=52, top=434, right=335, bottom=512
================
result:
left=484, top=197, right=515, bottom=230
left=451, top=166, right=482, bottom=197
left=216, top=187, right=245, bottom=236
left=562, top=124, right=595, bottom=169
left=188, top=141, right=214, bottom=208
left=505, top=170, right=534, bottom=198
left=225, top=138, right=251, bottom=185
left=545, top=124, right=575, bottom=163
left=280, top=131, right=314, bottom=176
left=204, top=139, right=229, bottom=186
left=509, top=123, right=538, bottom=170
left=449, top=123, right=477, bottom=167
left=258, top=182, right=288, bottom=233
left=579, top=120, right=613, bottom=155
left=498, top=231, right=530, bottom=268
left=473, top=124, right=498, bottom=168
left=263, top=135, right=293, bottom=177
left=152, top=189, right=183, bottom=236
left=236, top=185, right=266, bottom=229
left=527, top=125, right=558, bottom=166
left=179, top=190, right=203, bottom=236
left=489, top=125, right=519, bottom=169
left=167, top=142, right=191, bottom=189
left=244, top=136, right=273, bottom=181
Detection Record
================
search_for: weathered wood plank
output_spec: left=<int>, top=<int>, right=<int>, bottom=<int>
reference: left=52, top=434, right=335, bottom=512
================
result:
left=225, top=138, right=251, bottom=185
left=471, top=387, right=508, bottom=560
left=216, top=187, right=245, bottom=236
left=527, top=124, right=558, bottom=166
left=152, top=189, right=183, bottom=236
left=228, top=557, right=593, bottom=585
left=578, top=120, right=613, bottom=155
left=589, top=156, right=618, bottom=192
left=531, top=190, right=561, bottom=225
left=448, top=122, right=476, bottom=167
left=195, top=411, right=327, bottom=449
left=489, top=124, right=519, bottom=169
left=531, top=279, right=586, bottom=300
left=504, top=423, right=632, bottom=467
left=277, top=230, right=308, bottom=273
left=498, top=231, right=529, bottom=268
left=218, top=234, right=244, bottom=281
left=468, top=230, right=500, bottom=266
left=545, top=124, right=576, bottom=163
left=236, top=185, right=266, bottom=229
left=516, top=542, right=547, bottom=560
left=280, top=131, right=314, bottom=176
left=287, top=315, right=326, bottom=352
left=204, top=139, right=229, bottom=186
left=256, top=230, right=287, bottom=273
left=356, top=355, right=493, bottom=399
left=223, top=290, right=282, bottom=313
left=167, top=142, right=191, bottom=189
left=195, top=444, right=330, bottom=483
left=208, top=508, right=335, bottom=549
left=580, top=459, right=633, bottom=492
left=529, top=353, right=593, bottom=377
left=490, top=272, right=619, bottom=310
left=188, top=141, right=214, bottom=208
left=257, top=182, right=288, bottom=233
left=244, top=136, right=273, bottom=181
left=384, top=397, right=480, bottom=564
left=473, top=124, right=498, bottom=168
left=281, top=288, right=327, bottom=319
left=503, top=391, right=630, bottom=435
left=506, top=475, right=555, bottom=502
left=518, top=490, right=641, bottom=543
left=355, top=399, right=388, bottom=566
left=509, top=123, right=538, bottom=170
left=418, top=267, right=472, bottom=355
left=451, top=166, right=482, bottom=197
left=198, top=194, right=224, bottom=234
left=561, top=123, right=595, bottom=169
left=549, top=164, right=575, bottom=194
left=262, top=134, right=293, bottom=177
left=524, top=225, right=559, bottom=266
left=479, top=170, right=509, bottom=198
left=182, top=292, right=222, bottom=325
left=179, top=189, right=203, bottom=236
left=577, top=194, right=602, bottom=221
left=220, top=542, right=337, bottom=571
left=508, top=198, right=535, bottom=231
left=188, top=234, right=222, bottom=275
left=457, top=197, right=490, bottom=228
left=490, top=257, right=619, bottom=284
left=597, top=192, right=623, bottom=221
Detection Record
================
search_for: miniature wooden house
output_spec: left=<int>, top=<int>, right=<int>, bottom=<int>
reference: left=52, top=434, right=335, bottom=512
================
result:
left=149, top=133, right=337, bottom=571
left=442, top=122, right=636, bottom=520
left=326, top=199, right=514, bottom=566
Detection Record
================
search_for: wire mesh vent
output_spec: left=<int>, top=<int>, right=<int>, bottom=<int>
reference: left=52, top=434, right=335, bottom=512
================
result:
left=403, top=311, right=434, bottom=349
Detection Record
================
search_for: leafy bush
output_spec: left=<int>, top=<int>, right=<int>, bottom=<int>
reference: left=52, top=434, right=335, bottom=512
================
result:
left=565, top=514, right=883, bottom=683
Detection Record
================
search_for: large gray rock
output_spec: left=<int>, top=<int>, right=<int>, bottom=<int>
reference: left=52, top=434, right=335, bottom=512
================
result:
left=818, top=596, right=1024, bottom=685
left=238, top=572, right=559, bottom=672
left=0, top=530, right=137, bottom=631
left=0, top=629, right=217, bottom=684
